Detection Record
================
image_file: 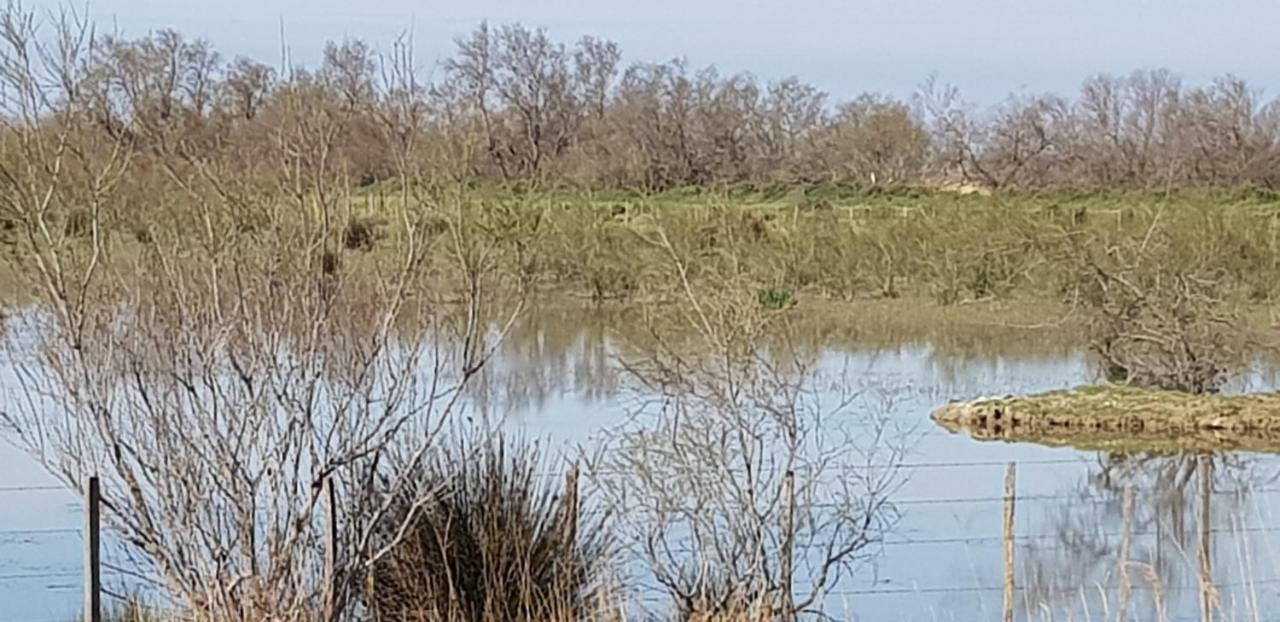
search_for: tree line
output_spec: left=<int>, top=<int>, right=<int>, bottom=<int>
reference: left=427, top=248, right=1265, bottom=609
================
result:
left=10, top=15, right=1280, bottom=190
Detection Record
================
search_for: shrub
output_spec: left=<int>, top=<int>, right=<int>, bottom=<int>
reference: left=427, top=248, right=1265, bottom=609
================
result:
left=1072, top=250, right=1247, bottom=394
left=672, top=572, right=775, bottom=622
left=366, top=434, right=616, bottom=622
left=343, top=217, right=384, bottom=252
left=756, top=289, right=794, bottom=310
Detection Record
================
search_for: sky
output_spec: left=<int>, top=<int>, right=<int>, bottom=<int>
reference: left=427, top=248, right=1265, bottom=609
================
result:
left=49, top=0, right=1280, bottom=104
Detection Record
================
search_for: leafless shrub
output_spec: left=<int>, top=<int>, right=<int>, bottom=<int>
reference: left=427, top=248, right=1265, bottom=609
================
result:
left=675, top=578, right=775, bottom=622
left=3, top=205, right=525, bottom=621
left=1084, top=271, right=1243, bottom=393
left=1068, top=235, right=1248, bottom=393
left=0, top=7, right=527, bottom=620
left=589, top=228, right=909, bottom=620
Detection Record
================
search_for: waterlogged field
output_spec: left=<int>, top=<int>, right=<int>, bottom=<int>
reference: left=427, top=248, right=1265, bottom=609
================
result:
left=4, top=177, right=1280, bottom=622
left=6, top=4, right=1280, bottom=617
left=3, top=303, right=1280, bottom=621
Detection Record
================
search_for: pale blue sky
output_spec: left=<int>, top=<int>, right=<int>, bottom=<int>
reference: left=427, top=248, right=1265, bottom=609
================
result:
left=55, top=0, right=1280, bottom=103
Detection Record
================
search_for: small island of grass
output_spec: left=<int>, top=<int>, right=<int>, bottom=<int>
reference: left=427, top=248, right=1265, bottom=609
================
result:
left=931, top=386, right=1280, bottom=453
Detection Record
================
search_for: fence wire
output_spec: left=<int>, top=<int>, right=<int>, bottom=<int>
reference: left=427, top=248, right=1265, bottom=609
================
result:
left=4, top=457, right=1280, bottom=616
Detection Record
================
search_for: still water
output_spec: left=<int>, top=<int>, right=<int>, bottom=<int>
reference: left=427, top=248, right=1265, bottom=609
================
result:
left=2, top=307, right=1279, bottom=621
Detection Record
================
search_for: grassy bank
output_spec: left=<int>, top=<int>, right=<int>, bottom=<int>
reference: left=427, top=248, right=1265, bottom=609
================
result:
left=359, top=185, right=1280, bottom=305
left=7, top=185, right=1280, bottom=308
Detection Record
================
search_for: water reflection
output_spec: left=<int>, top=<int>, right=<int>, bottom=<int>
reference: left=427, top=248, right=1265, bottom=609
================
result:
left=2, top=301, right=1279, bottom=621
left=1020, top=453, right=1280, bottom=621
left=468, top=306, right=620, bottom=416
left=466, top=301, right=1084, bottom=420
left=462, top=304, right=1280, bottom=621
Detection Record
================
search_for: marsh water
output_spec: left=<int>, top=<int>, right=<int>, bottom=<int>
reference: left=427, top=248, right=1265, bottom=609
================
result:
left=4, top=305, right=1280, bottom=622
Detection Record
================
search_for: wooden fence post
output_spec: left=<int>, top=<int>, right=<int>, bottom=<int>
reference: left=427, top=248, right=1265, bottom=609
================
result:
left=1199, top=456, right=1215, bottom=622
left=323, top=476, right=338, bottom=622
left=84, top=475, right=101, bottom=622
left=1118, top=486, right=1134, bottom=622
left=1003, top=463, right=1016, bottom=622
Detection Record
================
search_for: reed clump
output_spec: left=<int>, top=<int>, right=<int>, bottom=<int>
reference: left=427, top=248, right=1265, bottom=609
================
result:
left=365, top=435, right=617, bottom=622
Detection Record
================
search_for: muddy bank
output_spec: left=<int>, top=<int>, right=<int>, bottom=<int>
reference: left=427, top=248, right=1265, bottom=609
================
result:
left=931, top=386, right=1280, bottom=453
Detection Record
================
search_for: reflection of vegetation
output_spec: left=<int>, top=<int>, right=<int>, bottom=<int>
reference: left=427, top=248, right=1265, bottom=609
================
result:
left=467, top=305, right=621, bottom=416
left=1020, top=453, right=1260, bottom=620
left=466, top=297, right=1095, bottom=418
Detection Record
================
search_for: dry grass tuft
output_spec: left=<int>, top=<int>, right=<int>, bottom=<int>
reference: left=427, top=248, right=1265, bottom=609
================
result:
left=366, top=434, right=617, bottom=622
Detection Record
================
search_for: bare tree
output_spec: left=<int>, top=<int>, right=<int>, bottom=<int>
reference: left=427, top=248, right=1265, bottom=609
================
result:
left=589, top=228, right=908, bottom=620
left=611, top=59, right=708, bottom=187
left=917, top=75, right=988, bottom=186
left=439, top=23, right=595, bottom=182
left=748, top=78, right=826, bottom=181
left=0, top=7, right=527, bottom=620
left=980, top=93, right=1070, bottom=187
left=0, top=4, right=125, bottom=344
left=13, top=12, right=1280, bottom=191
left=812, top=94, right=928, bottom=185
left=219, top=57, right=274, bottom=121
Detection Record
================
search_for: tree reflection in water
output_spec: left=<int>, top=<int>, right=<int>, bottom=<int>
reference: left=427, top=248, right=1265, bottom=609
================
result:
left=1018, top=451, right=1280, bottom=621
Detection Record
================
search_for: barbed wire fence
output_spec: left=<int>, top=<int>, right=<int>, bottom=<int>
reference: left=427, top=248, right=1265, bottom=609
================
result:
left=0, top=456, right=1276, bottom=622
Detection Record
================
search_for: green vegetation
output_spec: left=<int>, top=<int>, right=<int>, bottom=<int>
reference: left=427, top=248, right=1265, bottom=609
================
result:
left=4, top=3, right=1279, bottom=315
left=402, top=184, right=1261, bottom=309
left=756, top=289, right=795, bottom=310
left=9, top=6, right=1280, bottom=621
left=12, top=185, right=1280, bottom=311
left=932, top=385, right=1280, bottom=453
